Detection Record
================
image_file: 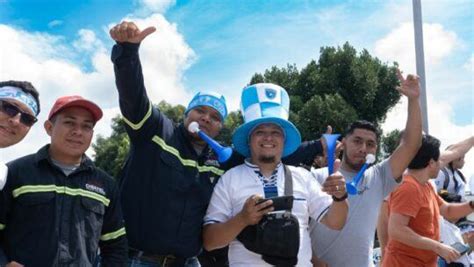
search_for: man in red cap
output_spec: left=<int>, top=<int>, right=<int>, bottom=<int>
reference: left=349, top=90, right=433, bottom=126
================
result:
left=0, top=96, right=128, bottom=266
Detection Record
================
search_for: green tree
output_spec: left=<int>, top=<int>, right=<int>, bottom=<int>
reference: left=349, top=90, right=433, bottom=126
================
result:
left=381, top=129, right=402, bottom=159
left=216, top=110, right=243, bottom=145
left=157, top=100, right=185, bottom=123
left=93, top=116, right=129, bottom=177
left=296, top=94, right=358, bottom=140
left=251, top=42, right=401, bottom=141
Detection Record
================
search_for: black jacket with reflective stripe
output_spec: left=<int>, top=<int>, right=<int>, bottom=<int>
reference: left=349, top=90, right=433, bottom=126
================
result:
left=0, top=145, right=127, bottom=266
left=111, top=42, right=323, bottom=257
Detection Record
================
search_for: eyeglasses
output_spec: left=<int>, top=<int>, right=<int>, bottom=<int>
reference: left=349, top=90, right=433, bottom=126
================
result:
left=0, top=100, right=38, bottom=127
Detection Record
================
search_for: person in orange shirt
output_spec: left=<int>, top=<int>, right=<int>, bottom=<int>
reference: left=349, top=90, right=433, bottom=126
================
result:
left=382, top=134, right=474, bottom=267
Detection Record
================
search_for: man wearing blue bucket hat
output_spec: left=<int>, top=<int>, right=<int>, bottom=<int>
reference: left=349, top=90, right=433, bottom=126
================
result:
left=203, top=83, right=349, bottom=266
left=110, top=22, right=331, bottom=266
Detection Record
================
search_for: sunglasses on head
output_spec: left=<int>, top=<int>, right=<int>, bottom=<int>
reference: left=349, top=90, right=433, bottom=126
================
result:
left=0, top=100, right=38, bottom=127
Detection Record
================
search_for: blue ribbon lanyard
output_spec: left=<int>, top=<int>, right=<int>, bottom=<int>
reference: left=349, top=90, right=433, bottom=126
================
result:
left=255, top=170, right=278, bottom=198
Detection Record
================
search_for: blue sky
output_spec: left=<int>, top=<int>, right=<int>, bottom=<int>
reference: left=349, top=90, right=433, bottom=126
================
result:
left=1, top=0, right=473, bottom=179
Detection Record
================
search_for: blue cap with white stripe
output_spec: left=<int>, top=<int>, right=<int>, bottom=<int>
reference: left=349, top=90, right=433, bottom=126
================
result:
left=232, top=83, right=301, bottom=157
left=185, top=91, right=227, bottom=121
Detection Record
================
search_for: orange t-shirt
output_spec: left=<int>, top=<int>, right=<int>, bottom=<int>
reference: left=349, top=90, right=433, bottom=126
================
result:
left=382, top=175, right=444, bottom=267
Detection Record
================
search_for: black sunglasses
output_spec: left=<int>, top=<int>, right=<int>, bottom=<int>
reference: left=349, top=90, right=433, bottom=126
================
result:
left=0, top=100, right=38, bottom=126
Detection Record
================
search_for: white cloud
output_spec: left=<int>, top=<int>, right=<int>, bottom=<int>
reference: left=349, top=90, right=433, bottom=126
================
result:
left=48, top=20, right=63, bottom=28
left=0, top=14, right=195, bottom=162
left=464, top=54, right=474, bottom=72
left=135, top=0, right=175, bottom=15
left=374, top=22, right=460, bottom=74
left=113, top=13, right=196, bottom=104
left=72, top=29, right=105, bottom=53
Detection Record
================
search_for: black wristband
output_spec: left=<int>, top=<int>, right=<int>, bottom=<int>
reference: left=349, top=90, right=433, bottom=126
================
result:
left=332, top=193, right=348, bottom=202
left=469, top=200, right=474, bottom=210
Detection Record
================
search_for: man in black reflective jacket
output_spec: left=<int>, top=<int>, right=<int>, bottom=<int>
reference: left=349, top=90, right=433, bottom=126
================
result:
left=110, top=21, right=328, bottom=267
left=0, top=95, right=127, bottom=266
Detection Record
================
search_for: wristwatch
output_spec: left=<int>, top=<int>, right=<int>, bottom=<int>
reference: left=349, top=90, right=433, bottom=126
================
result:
left=469, top=200, right=474, bottom=210
left=332, top=193, right=348, bottom=202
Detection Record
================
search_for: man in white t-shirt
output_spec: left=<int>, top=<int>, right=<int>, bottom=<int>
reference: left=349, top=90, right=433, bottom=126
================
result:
left=203, top=83, right=349, bottom=267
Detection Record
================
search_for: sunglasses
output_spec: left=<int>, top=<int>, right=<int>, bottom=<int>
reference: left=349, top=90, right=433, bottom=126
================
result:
left=0, top=100, right=38, bottom=127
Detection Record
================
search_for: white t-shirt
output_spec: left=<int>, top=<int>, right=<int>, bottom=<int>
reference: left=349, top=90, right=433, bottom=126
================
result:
left=434, top=167, right=466, bottom=199
left=440, top=218, right=473, bottom=266
left=310, top=166, right=327, bottom=186
left=204, top=161, right=332, bottom=267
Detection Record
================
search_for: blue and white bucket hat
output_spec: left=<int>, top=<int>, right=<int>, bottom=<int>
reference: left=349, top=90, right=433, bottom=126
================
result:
left=232, top=83, right=301, bottom=157
left=185, top=91, right=228, bottom=122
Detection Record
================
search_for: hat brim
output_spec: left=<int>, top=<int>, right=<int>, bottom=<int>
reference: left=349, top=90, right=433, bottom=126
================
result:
left=232, top=117, right=301, bottom=158
left=50, top=99, right=103, bottom=122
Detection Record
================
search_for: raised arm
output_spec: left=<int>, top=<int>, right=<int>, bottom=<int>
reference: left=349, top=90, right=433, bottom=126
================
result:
left=439, top=136, right=473, bottom=168
left=109, top=22, right=158, bottom=135
left=319, top=160, right=348, bottom=230
left=283, top=125, right=341, bottom=167
left=388, top=70, right=423, bottom=179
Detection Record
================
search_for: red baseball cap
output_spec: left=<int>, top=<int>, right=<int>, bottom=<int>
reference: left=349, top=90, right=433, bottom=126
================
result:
left=48, top=95, right=103, bottom=123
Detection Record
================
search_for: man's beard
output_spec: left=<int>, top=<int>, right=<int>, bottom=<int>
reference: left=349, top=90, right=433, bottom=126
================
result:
left=258, top=155, right=276, bottom=164
left=343, top=151, right=364, bottom=171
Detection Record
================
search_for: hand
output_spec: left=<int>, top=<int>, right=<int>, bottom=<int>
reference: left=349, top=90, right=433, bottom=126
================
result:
left=396, top=69, right=420, bottom=99
left=322, top=159, right=347, bottom=199
left=320, top=125, right=342, bottom=166
left=109, top=21, right=156, bottom=43
left=237, top=195, right=274, bottom=226
left=435, top=243, right=461, bottom=263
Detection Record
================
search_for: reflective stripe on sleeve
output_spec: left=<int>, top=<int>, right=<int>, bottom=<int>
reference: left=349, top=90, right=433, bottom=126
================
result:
left=151, top=135, right=224, bottom=176
left=122, top=102, right=153, bottom=130
left=100, top=227, right=126, bottom=241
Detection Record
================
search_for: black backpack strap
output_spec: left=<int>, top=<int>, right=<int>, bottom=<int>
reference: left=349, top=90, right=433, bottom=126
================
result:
left=456, top=169, right=466, bottom=183
left=283, top=165, right=294, bottom=213
left=447, top=165, right=461, bottom=192
left=283, top=165, right=293, bottom=196
left=441, top=167, right=450, bottom=190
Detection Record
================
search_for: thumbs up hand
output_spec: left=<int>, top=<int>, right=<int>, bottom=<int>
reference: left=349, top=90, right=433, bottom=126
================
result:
left=109, top=21, right=156, bottom=44
left=322, top=159, right=347, bottom=199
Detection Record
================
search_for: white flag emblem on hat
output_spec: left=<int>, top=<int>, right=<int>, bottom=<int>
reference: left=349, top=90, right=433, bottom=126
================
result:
left=265, top=88, right=277, bottom=99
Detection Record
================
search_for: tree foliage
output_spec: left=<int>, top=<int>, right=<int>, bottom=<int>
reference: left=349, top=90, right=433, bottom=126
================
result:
left=92, top=116, right=129, bottom=178
left=251, top=42, right=401, bottom=141
left=381, top=129, right=402, bottom=159
left=216, top=111, right=243, bottom=144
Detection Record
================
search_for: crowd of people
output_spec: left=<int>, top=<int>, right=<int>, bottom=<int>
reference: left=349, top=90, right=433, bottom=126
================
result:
left=0, top=20, right=472, bottom=267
